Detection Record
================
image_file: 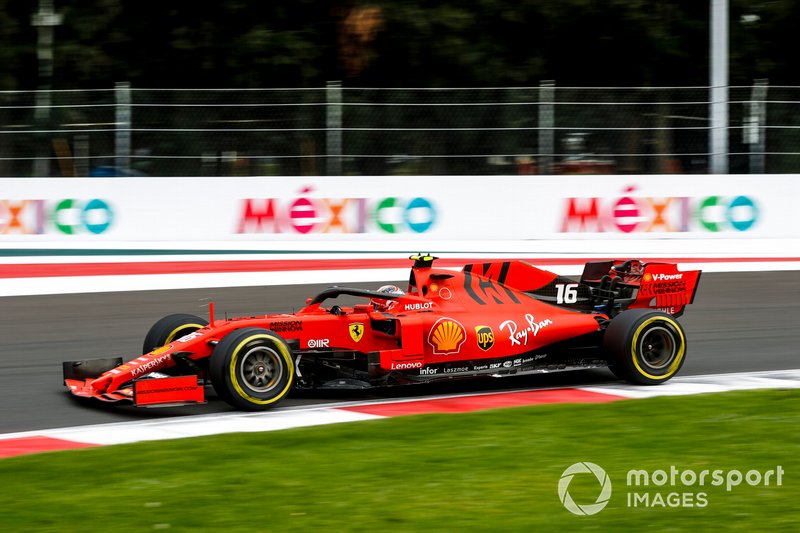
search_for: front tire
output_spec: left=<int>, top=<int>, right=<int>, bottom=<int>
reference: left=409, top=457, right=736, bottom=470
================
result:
left=604, top=309, right=686, bottom=385
left=210, top=327, right=295, bottom=411
left=143, top=313, right=209, bottom=354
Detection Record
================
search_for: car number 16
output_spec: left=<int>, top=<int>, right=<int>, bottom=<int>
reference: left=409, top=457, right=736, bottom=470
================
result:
left=555, top=283, right=579, bottom=304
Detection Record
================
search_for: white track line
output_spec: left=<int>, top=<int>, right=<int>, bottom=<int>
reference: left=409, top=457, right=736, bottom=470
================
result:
left=2, top=369, right=799, bottom=447
left=583, top=369, right=800, bottom=398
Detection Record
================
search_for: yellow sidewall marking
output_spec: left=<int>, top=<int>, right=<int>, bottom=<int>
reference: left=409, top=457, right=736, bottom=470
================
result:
left=229, top=334, right=294, bottom=405
left=165, top=323, right=205, bottom=344
left=631, top=316, right=685, bottom=381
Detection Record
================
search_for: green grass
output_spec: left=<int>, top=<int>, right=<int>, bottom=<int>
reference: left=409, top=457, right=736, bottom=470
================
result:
left=1, top=389, right=799, bottom=532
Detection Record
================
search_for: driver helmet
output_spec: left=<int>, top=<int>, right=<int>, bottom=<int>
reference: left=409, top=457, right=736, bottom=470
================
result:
left=371, top=284, right=405, bottom=312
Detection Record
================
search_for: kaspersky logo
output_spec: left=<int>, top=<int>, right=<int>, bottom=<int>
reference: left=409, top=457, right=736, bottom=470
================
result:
left=558, top=462, right=612, bottom=515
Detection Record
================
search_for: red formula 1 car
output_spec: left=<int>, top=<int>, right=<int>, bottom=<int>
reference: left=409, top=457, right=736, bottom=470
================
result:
left=63, top=255, right=701, bottom=411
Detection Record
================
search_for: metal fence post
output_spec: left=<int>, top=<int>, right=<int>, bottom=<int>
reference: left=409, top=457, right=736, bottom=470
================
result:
left=539, top=80, right=555, bottom=175
left=745, top=79, right=768, bottom=174
left=326, top=81, right=342, bottom=176
left=32, top=0, right=63, bottom=177
left=710, top=0, right=729, bottom=174
left=115, top=81, right=131, bottom=175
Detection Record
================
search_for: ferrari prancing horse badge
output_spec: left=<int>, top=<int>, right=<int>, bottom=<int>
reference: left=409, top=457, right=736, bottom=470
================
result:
left=349, top=322, right=364, bottom=342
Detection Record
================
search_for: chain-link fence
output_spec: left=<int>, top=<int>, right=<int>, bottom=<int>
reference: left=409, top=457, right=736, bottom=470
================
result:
left=0, top=84, right=797, bottom=177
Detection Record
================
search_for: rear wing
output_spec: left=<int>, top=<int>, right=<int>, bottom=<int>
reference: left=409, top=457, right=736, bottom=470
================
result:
left=630, top=263, right=701, bottom=316
left=581, top=260, right=701, bottom=317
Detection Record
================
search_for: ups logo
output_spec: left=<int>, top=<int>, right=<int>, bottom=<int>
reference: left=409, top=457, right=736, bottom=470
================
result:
left=475, top=325, right=494, bottom=351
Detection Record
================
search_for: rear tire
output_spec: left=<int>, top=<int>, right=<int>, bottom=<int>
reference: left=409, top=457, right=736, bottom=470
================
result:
left=603, top=309, right=686, bottom=385
left=210, top=327, right=295, bottom=411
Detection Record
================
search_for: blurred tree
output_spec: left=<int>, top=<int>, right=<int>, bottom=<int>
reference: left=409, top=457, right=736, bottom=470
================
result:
left=730, top=0, right=800, bottom=84
left=354, top=0, right=800, bottom=87
left=56, top=0, right=125, bottom=88
left=0, top=0, right=797, bottom=89
left=0, top=0, right=33, bottom=90
left=337, top=3, right=384, bottom=77
left=359, top=0, right=712, bottom=87
left=35, top=0, right=333, bottom=88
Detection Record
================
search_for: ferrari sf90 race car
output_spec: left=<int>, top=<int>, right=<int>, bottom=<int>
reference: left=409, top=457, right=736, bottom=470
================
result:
left=63, top=255, right=701, bottom=411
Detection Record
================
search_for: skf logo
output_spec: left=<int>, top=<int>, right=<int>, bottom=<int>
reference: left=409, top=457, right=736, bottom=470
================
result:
left=428, top=318, right=466, bottom=355
left=349, top=323, right=364, bottom=343
left=475, top=326, right=494, bottom=351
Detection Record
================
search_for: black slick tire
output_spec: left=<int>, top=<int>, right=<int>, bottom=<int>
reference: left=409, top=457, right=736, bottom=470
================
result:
left=209, top=327, right=295, bottom=411
left=603, top=309, right=687, bottom=385
left=142, top=313, right=209, bottom=354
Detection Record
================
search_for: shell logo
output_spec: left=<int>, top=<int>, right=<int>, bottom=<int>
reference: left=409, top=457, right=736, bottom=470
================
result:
left=428, top=318, right=466, bottom=355
left=643, top=273, right=652, bottom=282
left=150, top=345, right=172, bottom=355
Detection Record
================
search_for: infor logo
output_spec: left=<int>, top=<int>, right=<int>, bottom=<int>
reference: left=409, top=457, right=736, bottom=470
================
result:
left=558, top=462, right=612, bottom=515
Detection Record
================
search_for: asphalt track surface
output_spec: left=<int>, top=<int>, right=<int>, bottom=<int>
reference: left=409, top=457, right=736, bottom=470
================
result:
left=1, top=271, right=798, bottom=434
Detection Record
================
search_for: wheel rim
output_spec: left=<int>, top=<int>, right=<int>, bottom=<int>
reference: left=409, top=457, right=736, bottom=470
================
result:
left=238, top=345, right=284, bottom=393
left=165, top=324, right=202, bottom=344
left=637, top=325, right=676, bottom=370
